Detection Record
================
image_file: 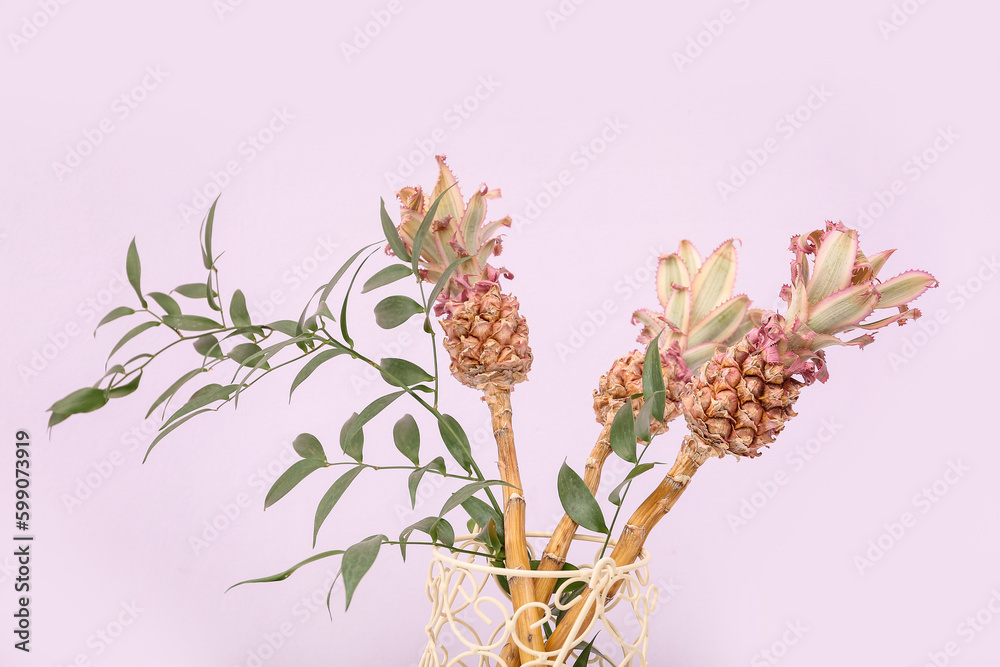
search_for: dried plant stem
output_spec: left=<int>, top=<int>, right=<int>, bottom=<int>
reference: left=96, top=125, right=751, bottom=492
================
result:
left=483, top=385, right=545, bottom=663
left=543, top=434, right=718, bottom=654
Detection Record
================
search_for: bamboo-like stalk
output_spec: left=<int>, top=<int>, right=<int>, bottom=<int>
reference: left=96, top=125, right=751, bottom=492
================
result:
left=543, top=434, right=718, bottom=653
left=497, top=422, right=614, bottom=666
left=483, top=384, right=545, bottom=663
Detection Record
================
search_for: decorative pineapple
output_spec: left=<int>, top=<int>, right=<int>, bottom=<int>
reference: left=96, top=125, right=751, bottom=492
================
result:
left=682, top=221, right=938, bottom=458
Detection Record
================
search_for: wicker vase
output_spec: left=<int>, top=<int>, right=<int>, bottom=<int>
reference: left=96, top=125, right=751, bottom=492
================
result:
left=419, top=532, right=657, bottom=667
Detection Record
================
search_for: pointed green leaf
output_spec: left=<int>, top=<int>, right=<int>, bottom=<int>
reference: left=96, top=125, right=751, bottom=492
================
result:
left=379, top=358, right=434, bottom=387
left=441, top=480, right=512, bottom=516
left=108, top=321, right=160, bottom=360
left=340, top=413, right=365, bottom=462
left=374, top=295, right=424, bottom=329
left=264, top=458, right=326, bottom=509
left=201, top=196, right=220, bottom=269
left=642, top=333, right=665, bottom=422
left=230, top=342, right=270, bottom=370
left=95, top=306, right=135, bottom=334
left=461, top=497, right=504, bottom=541
left=163, top=314, right=223, bottom=331
left=227, top=550, right=344, bottom=591
left=229, top=289, right=252, bottom=328
left=313, top=466, right=366, bottom=546
left=408, top=457, right=446, bottom=508
left=362, top=264, right=413, bottom=294
left=146, top=367, right=206, bottom=418
left=557, top=462, right=608, bottom=534
left=609, top=463, right=657, bottom=506
left=126, top=238, right=147, bottom=308
left=163, top=383, right=238, bottom=429
left=293, top=433, right=327, bottom=461
left=48, top=387, right=109, bottom=418
left=339, top=248, right=380, bottom=348
left=341, top=535, right=386, bottom=610
left=289, top=349, right=348, bottom=399
left=174, top=282, right=212, bottom=299
left=147, top=292, right=181, bottom=317
left=205, top=273, right=221, bottom=312
left=634, top=393, right=662, bottom=442
left=301, top=243, right=379, bottom=334
left=411, top=187, right=453, bottom=275
left=143, top=408, right=213, bottom=462
left=393, top=414, right=420, bottom=465
left=609, top=399, right=637, bottom=464
left=572, top=635, right=600, bottom=667
left=193, top=334, right=223, bottom=360
left=381, top=197, right=411, bottom=262
left=438, top=414, right=474, bottom=473
left=266, top=320, right=300, bottom=337
left=107, top=373, right=141, bottom=398
left=342, top=391, right=406, bottom=456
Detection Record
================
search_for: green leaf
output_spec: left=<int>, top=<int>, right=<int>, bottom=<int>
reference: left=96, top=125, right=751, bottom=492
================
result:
left=193, top=334, right=223, bottom=360
left=230, top=342, right=270, bottom=370
left=438, top=414, right=474, bottom=473
left=293, top=433, right=327, bottom=461
left=408, top=457, right=446, bottom=508
left=572, top=635, right=600, bottom=667
left=379, top=357, right=434, bottom=387
left=338, top=248, right=379, bottom=348
left=462, top=496, right=504, bottom=542
left=143, top=408, right=213, bottom=463
left=300, top=243, right=379, bottom=334
left=557, top=462, right=608, bottom=534
left=163, top=383, right=238, bottom=429
left=289, top=349, right=348, bottom=400
left=108, top=321, right=160, bottom=360
left=227, top=550, right=344, bottom=591
left=635, top=392, right=664, bottom=443
left=266, top=320, right=300, bottom=337
left=174, top=282, right=212, bottom=299
left=411, top=186, right=452, bottom=275
left=95, top=306, right=135, bottom=334
left=362, top=264, right=413, bottom=294
left=399, top=518, right=453, bottom=560
left=441, top=480, right=512, bottom=516
left=201, top=196, right=220, bottom=269
left=162, top=314, right=223, bottom=331
left=146, top=367, right=206, bottom=418
left=392, top=414, right=420, bottom=465
left=373, top=295, right=424, bottom=329
left=264, top=458, right=326, bottom=509
left=339, top=413, right=365, bottom=462
left=425, top=254, right=474, bottom=323
left=609, top=399, right=637, bottom=464
left=229, top=289, right=252, bottom=328
left=345, top=391, right=406, bottom=447
left=107, top=373, right=141, bottom=398
left=126, top=238, right=147, bottom=308
left=313, top=466, right=366, bottom=546
left=206, top=273, right=221, bottom=312
left=147, top=292, right=181, bottom=317
left=642, top=334, right=666, bottom=423
left=341, top=535, right=386, bottom=610
left=380, top=197, right=411, bottom=262
left=48, top=387, right=109, bottom=421
left=609, top=463, right=657, bottom=506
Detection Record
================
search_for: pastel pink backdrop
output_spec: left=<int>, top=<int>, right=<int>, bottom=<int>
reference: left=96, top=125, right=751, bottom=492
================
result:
left=2, top=1, right=998, bottom=665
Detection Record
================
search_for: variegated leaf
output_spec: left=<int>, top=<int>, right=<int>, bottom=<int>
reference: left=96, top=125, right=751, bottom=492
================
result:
left=808, top=282, right=879, bottom=333
left=868, top=248, right=896, bottom=278
left=656, top=254, right=689, bottom=310
left=687, top=295, right=750, bottom=347
left=689, top=240, right=737, bottom=325
left=677, top=240, right=702, bottom=276
left=807, top=228, right=858, bottom=305
left=875, top=270, right=937, bottom=309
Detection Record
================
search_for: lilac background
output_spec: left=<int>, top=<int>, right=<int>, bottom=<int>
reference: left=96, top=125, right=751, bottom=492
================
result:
left=2, top=1, right=999, bottom=665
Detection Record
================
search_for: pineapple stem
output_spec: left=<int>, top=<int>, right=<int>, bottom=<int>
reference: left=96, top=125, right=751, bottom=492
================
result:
left=544, top=434, right=718, bottom=654
left=482, top=384, right=546, bottom=661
